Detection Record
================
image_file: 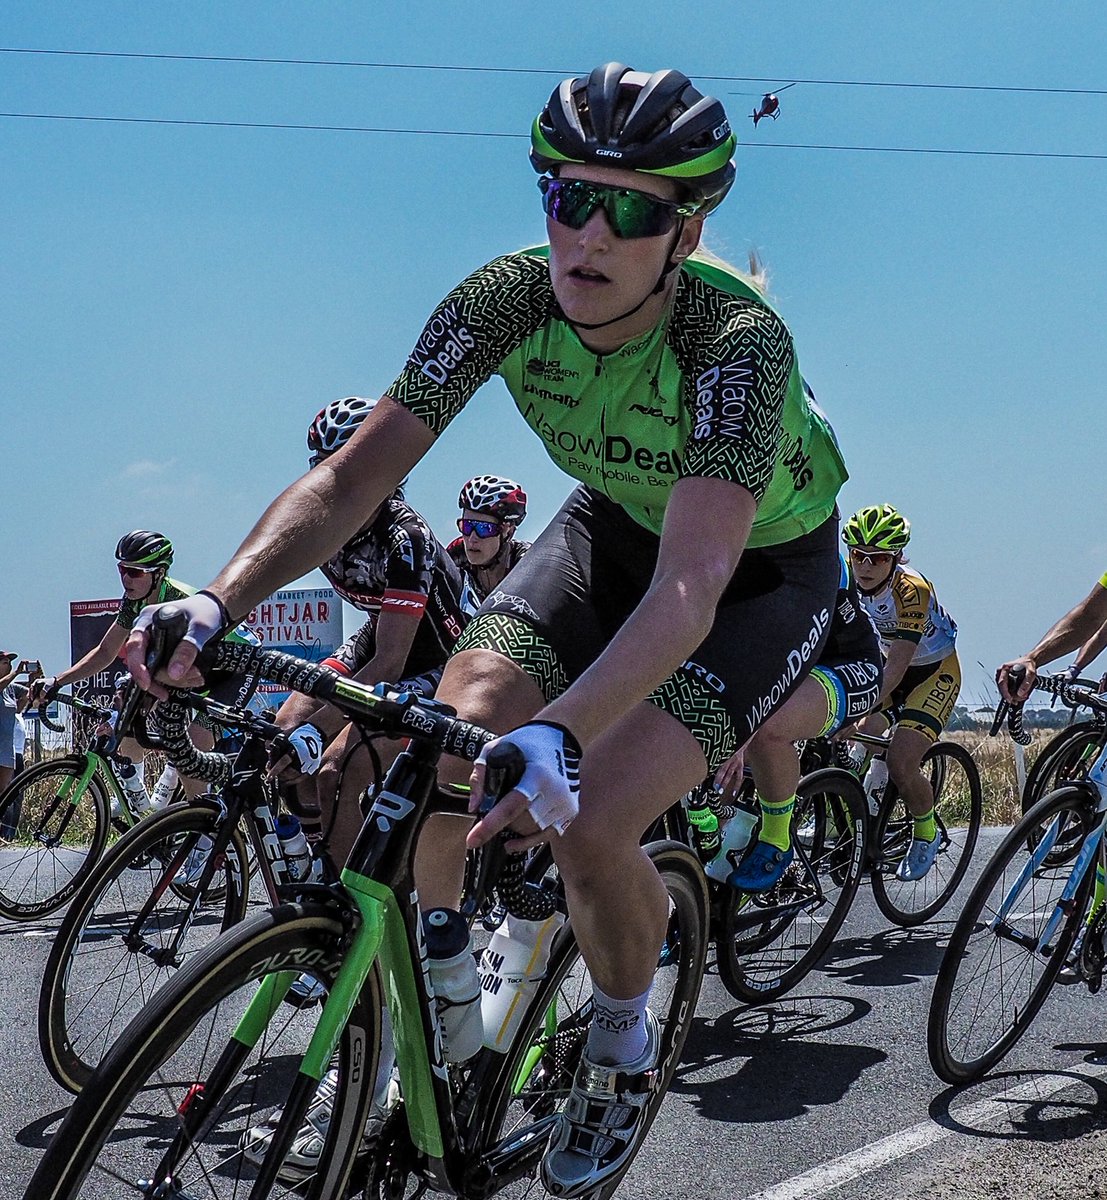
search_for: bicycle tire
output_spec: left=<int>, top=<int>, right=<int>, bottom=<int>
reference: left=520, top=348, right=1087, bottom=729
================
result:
left=927, top=785, right=1098, bottom=1084
left=0, top=755, right=111, bottom=920
left=38, top=800, right=250, bottom=1093
left=469, top=840, right=709, bottom=1200
left=25, top=900, right=380, bottom=1200
left=1021, top=721, right=1106, bottom=815
left=870, top=740, right=983, bottom=926
left=716, top=768, right=867, bottom=1004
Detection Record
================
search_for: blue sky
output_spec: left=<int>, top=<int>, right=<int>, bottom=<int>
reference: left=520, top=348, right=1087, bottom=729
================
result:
left=3, top=2, right=1106, bottom=710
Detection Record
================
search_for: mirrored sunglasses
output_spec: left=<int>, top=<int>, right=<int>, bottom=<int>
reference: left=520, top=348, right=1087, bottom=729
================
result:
left=538, top=176, right=697, bottom=240
left=458, top=518, right=502, bottom=539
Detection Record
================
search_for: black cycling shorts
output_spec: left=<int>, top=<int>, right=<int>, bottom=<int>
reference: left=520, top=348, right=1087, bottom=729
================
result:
left=453, top=486, right=840, bottom=771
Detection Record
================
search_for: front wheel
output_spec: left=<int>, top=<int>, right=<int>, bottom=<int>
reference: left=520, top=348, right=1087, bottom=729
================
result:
left=38, top=800, right=250, bottom=1093
left=870, top=740, right=982, bottom=926
left=25, top=901, right=380, bottom=1200
left=927, top=785, right=1097, bottom=1083
left=469, top=840, right=710, bottom=1199
left=0, top=755, right=111, bottom=920
left=716, top=768, right=868, bottom=1003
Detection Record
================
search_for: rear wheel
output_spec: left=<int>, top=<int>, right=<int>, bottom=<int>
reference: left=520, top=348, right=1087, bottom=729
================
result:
left=716, top=768, right=867, bottom=1003
left=38, top=801, right=250, bottom=1093
left=927, top=785, right=1097, bottom=1083
left=25, top=902, right=379, bottom=1200
left=871, top=740, right=982, bottom=926
left=1022, top=722, right=1106, bottom=815
left=0, top=755, right=110, bottom=920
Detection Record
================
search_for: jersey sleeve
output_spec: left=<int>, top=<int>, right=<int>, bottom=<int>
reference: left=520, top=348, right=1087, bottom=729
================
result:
left=890, top=573, right=931, bottom=644
left=386, top=252, right=553, bottom=436
left=672, top=284, right=795, bottom=501
left=380, top=518, right=436, bottom=619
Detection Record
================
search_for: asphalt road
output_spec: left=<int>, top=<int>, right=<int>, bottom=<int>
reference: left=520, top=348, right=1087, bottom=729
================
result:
left=4, top=827, right=1107, bottom=1200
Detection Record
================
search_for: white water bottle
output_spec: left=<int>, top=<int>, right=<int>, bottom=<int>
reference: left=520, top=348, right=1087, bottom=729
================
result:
left=704, top=805, right=759, bottom=884
left=479, top=910, right=567, bottom=1052
left=275, top=813, right=313, bottom=883
left=863, top=758, right=889, bottom=817
left=423, top=908, right=484, bottom=1063
left=116, top=758, right=150, bottom=816
left=149, top=764, right=179, bottom=810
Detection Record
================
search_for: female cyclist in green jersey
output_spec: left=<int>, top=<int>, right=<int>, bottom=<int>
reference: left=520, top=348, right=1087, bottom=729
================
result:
left=127, top=63, right=848, bottom=1196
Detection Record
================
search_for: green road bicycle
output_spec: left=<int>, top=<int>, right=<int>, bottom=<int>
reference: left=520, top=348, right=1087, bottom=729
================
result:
left=0, top=688, right=179, bottom=921
left=26, top=620, right=709, bottom=1200
left=36, top=692, right=322, bottom=1094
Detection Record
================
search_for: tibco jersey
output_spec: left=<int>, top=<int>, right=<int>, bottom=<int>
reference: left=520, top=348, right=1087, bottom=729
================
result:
left=859, top=565, right=957, bottom=667
left=388, top=248, right=847, bottom=548
left=447, top=536, right=532, bottom=617
left=319, top=495, right=466, bottom=660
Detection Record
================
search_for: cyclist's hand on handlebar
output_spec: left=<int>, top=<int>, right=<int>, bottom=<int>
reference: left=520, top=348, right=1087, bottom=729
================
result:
left=29, top=675, right=59, bottom=705
left=125, top=594, right=225, bottom=695
left=996, top=656, right=1036, bottom=703
left=467, top=721, right=582, bottom=852
left=267, top=723, right=325, bottom=781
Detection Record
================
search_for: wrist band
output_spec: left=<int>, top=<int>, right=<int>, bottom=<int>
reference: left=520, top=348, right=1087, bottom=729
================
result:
left=197, top=589, right=233, bottom=632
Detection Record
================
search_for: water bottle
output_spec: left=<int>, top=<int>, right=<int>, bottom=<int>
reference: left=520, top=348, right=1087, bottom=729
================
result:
left=423, top=908, right=484, bottom=1063
left=116, top=758, right=151, bottom=816
left=863, top=757, right=889, bottom=818
left=149, top=764, right=179, bottom=810
left=479, top=910, right=567, bottom=1051
left=705, top=802, right=759, bottom=885
left=684, top=783, right=721, bottom=863
left=275, top=812, right=313, bottom=883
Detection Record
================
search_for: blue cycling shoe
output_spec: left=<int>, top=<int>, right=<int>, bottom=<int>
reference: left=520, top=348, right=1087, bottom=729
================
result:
left=727, top=839, right=794, bottom=893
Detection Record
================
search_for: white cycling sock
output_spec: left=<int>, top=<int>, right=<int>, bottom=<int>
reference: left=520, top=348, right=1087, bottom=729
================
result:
left=586, top=983, right=652, bottom=1067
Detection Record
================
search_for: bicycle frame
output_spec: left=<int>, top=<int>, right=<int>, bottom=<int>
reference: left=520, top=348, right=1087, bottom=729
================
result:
left=992, top=741, right=1107, bottom=956
left=186, top=676, right=531, bottom=1198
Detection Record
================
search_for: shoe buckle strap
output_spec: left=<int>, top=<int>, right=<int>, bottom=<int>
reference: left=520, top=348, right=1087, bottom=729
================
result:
left=578, top=1060, right=658, bottom=1096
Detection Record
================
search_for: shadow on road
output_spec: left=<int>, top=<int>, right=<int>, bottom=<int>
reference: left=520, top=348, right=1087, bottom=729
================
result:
left=671, top=994, right=887, bottom=1123
left=819, top=922, right=951, bottom=988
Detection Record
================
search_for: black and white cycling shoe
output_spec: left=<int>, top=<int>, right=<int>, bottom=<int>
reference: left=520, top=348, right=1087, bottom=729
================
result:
left=540, top=1010, right=660, bottom=1198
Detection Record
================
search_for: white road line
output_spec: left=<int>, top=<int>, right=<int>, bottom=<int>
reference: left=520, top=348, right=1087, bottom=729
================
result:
left=746, top=1064, right=1107, bottom=1200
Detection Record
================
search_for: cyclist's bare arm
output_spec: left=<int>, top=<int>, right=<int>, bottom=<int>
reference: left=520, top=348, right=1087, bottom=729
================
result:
left=1073, top=614, right=1107, bottom=676
left=125, top=398, right=435, bottom=687
left=39, top=622, right=127, bottom=697
left=543, top=476, right=753, bottom=747
left=875, top=639, right=915, bottom=707
left=998, top=580, right=1107, bottom=701
left=471, top=476, right=754, bottom=844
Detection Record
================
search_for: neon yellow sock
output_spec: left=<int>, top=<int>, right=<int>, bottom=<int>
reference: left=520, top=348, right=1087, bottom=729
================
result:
left=914, top=806, right=937, bottom=843
left=759, top=796, right=795, bottom=851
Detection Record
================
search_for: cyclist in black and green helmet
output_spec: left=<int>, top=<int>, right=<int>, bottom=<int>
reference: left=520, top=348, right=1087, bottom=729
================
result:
left=129, top=62, right=850, bottom=1195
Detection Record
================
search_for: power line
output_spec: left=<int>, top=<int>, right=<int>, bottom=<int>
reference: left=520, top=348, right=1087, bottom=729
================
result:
left=3, top=110, right=1107, bottom=160
left=3, top=46, right=1107, bottom=97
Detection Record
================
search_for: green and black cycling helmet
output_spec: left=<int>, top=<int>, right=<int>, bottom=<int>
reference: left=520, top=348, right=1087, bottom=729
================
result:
left=115, top=530, right=174, bottom=570
left=530, top=63, right=737, bottom=215
left=841, top=504, right=911, bottom=552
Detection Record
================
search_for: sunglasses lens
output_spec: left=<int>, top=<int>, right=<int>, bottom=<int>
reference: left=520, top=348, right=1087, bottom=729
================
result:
left=540, top=179, right=678, bottom=239
left=459, top=519, right=500, bottom=538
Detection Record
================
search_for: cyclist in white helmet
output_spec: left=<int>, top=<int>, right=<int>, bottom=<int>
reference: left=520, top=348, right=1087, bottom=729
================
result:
left=448, top=475, right=532, bottom=616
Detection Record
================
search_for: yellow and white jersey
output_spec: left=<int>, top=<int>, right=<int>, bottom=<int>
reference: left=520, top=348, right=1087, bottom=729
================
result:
left=859, top=565, right=957, bottom=667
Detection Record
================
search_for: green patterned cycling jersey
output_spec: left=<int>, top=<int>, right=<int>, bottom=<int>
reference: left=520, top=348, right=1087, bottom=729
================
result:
left=388, top=248, right=847, bottom=545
